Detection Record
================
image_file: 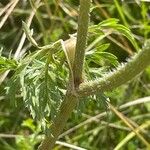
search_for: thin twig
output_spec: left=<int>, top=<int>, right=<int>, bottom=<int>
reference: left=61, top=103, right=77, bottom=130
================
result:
left=109, top=103, right=150, bottom=149
left=0, top=0, right=19, bottom=29
left=0, top=0, right=14, bottom=17
left=56, top=141, right=86, bottom=150
left=59, top=96, right=150, bottom=138
left=114, top=121, right=150, bottom=150
left=0, top=133, right=19, bottom=138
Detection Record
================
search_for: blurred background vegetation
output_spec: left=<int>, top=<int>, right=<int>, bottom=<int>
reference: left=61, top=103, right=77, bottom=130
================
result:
left=0, top=0, right=150, bottom=150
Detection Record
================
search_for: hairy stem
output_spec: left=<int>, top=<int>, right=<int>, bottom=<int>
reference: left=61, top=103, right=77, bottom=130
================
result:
left=73, top=0, right=91, bottom=86
left=78, top=40, right=150, bottom=96
left=38, top=0, right=91, bottom=149
left=38, top=92, right=78, bottom=150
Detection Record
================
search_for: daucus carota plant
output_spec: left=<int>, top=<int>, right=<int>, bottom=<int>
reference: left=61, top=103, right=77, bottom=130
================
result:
left=1, top=0, right=150, bottom=150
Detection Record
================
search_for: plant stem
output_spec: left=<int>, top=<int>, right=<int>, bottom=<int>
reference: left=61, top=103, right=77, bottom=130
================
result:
left=73, top=0, right=91, bottom=87
left=38, top=92, right=78, bottom=150
left=38, top=0, right=91, bottom=149
left=78, top=40, right=150, bottom=96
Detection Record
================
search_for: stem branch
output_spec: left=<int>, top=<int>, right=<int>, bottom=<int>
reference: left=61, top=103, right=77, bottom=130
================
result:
left=78, top=40, right=150, bottom=96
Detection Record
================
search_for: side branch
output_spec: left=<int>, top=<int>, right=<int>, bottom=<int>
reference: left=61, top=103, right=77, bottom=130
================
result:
left=78, top=40, right=150, bottom=96
left=73, top=0, right=91, bottom=86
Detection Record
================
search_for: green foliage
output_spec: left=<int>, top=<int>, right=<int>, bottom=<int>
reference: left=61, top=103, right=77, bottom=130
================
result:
left=6, top=48, right=68, bottom=127
left=7, top=17, right=140, bottom=127
left=0, top=48, right=18, bottom=73
left=89, top=18, right=139, bottom=50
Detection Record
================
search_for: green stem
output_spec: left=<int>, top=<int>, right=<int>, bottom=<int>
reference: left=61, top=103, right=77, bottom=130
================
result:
left=73, top=0, right=91, bottom=87
left=38, top=92, right=78, bottom=150
left=38, top=1, right=91, bottom=149
left=114, top=0, right=128, bottom=27
left=78, top=40, right=150, bottom=96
